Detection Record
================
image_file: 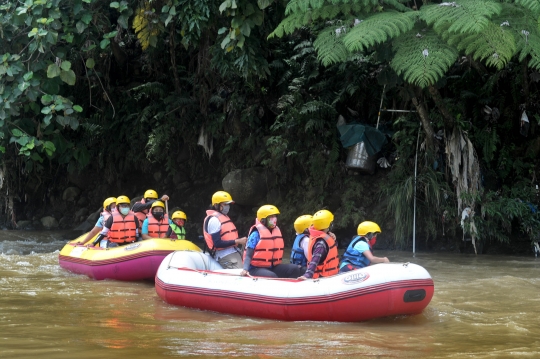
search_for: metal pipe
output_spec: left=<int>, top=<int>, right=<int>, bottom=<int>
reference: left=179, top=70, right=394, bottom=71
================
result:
left=379, top=109, right=417, bottom=113
left=376, top=85, right=386, bottom=129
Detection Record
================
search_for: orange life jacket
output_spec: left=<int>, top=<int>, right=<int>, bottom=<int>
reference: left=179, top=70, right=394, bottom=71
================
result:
left=108, top=212, right=138, bottom=243
left=244, top=219, right=284, bottom=268
left=307, top=228, right=339, bottom=278
left=146, top=213, right=169, bottom=238
left=203, top=210, right=239, bottom=251
left=133, top=198, right=149, bottom=223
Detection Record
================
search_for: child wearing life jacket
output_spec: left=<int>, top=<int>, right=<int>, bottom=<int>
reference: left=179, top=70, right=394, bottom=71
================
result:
left=339, top=221, right=389, bottom=273
left=166, top=210, right=187, bottom=240
left=290, top=215, right=313, bottom=268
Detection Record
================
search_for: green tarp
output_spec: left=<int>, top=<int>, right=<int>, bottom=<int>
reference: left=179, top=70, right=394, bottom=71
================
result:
left=337, top=124, right=388, bottom=156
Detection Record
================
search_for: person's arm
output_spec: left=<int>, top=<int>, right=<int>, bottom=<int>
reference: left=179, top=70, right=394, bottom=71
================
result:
left=363, top=250, right=389, bottom=264
left=92, top=216, right=113, bottom=246
left=298, top=240, right=327, bottom=280
left=240, top=231, right=260, bottom=275
left=132, top=201, right=152, bottom=213
left=80, top=226, right=101, bottom=245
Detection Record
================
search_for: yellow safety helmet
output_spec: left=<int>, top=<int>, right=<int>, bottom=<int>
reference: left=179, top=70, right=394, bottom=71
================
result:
left=357, top=221, right=381, bottom=236
left=312, top=209, right=334, bottom=230
left=171, top=211, right=187, bottom=220
left=116, top=195, right=130, bottom=205
left=144, top=189, right=158, bottom=199
left=257, top=205, right=280, bottom=221
left=212, top=191, right=234, bottom=206
left=151, top=200, right=165, bottom=209
left=103, top=197, right=117, bottom=209
left=294, top=215, right=313, bottom=234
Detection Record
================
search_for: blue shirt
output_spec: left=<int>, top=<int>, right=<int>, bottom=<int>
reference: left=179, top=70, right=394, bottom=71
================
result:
left=247, top=230, right=260, bottom=249
left=94, top=215, right=105, bottom=228
left=339, top=239, right=370, bottom=269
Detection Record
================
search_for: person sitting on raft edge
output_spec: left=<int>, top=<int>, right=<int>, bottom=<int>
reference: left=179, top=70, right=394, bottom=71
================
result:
left=240, top=205, right=304, bottom=278
left=339, top=221, right=389, bottom=273
left=92, top=195, right=141, bottom=248
left=297, top=209, right=339, bottom=280
left=79, top=196, right=116, bottom=245
left=202, top=191, right=247, bottom=269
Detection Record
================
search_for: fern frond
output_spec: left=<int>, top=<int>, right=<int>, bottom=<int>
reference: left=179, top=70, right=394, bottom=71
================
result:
left=269, top=3, right=367, bottom=38
left=515, top=0, right=540, bottom=14
left=133, top=4, right=161, bottom=50
left=285, top=0, right=378, bottom=16
left=313, top=26, right=351, bottom=66
left=445, top=22, right=516, bottom=69
left=421, top=0, right=502, bottom=34
left=343, top=11, right=417, bottom=52
left=494, top=4, right=540, bottom=64
left=391, top=29, right=458, bottom=88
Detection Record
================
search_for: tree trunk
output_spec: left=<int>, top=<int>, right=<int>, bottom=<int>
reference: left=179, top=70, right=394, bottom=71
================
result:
left=410, top=92, right=436, bottom=153
left=428, top=85, right=454, bottom=129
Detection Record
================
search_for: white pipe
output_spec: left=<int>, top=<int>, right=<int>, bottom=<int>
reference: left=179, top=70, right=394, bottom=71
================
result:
left=413, top=125, right=420, bottom=257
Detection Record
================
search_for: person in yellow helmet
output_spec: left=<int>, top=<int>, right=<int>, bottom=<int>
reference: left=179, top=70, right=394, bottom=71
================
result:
left=79, top=197, right=117, bottom=245
left=141, top=201, right=169, bottom=239
left=202, top=191, right=247, bottom=269
left=240, top=205, right=304, bottom=278
left=339, top=221, right=389, bottom=273
left=290, top=215, right=313, bottom=268
left=131, top=189, right=169, bottom=223
left=298, top=209, right=340, bottom=280
left=166, top=210, right=187, bottom=240
left=93, top=195, right=141, bottom=248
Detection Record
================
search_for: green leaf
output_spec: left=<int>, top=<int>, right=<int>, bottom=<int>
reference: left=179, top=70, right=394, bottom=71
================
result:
left=257, top=0, right=271, bottom=9
left=43, top=141, right=56, bottom=156
left=60, top=60, right=71, bottom=71
left=69, top=117, right=79, bottom=130
left=81, top=13, right=93, bottom=25
left=18, top=82, right=30, bottom=92
left=23, top=71, right=33, bottom=81
left=100, top=39, right=110, bottom=49
left=110, top=1, right=120, bottom=8
left=118, top=14, right=129, bottom=28
left=73, top=105, right=83, bottom=112
left=41, top=94, right=53, bottom=105
left=104, top=31, right=118, bottom=39
left=12, top=129, right=23, bottom=137
left=218, top=27, right=228, bottom=35
left=47, top=64, right=61, bottom=78
left=60, top=69, right=76, bottom=85
left=85, top=58, right=95, bottom=69
left=41, top=106, right=52, bottom=114
left=63, top=33, right=74, bottom=43
left=43, top=114, right=52, bottom=126
left=76, top=21, right=87, bottom=33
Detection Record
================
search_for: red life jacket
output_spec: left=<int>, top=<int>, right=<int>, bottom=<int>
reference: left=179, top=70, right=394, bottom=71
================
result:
left=133, top=198, right=149, bottom=223
left=307, top=228, right=339, bottom=278
left=108, top=212, right=138, bottom=243
left=244, top=219, right=284, bottom=268
left=146, top=213, right=169, bottom=238
left=203, top=210, right=238, bottom=251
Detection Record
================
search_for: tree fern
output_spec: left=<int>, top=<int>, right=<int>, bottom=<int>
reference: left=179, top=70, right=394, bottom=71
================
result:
left=444, top=22, right=516, bottom=69
left=343, top=11, right=417, bottom=52
left=270, top=3, right=367, bottom=38
left=285, top=0, right=378, bottom=16
left=515, top=0, right=540, bottom=14
left=391, top=29, right=458, bottom=88
left=494, top=3, right=540, bottom=65
left=313, top=26, right=352, bottom=65
left=421, top=0, right=502, bottom=35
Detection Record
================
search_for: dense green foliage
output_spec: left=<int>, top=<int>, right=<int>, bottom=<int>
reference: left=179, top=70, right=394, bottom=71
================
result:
left=1, top=0, right=540, bottom=252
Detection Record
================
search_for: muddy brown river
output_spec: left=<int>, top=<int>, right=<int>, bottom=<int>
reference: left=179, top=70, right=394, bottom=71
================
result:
left=1, top=230, right=539, bottom=358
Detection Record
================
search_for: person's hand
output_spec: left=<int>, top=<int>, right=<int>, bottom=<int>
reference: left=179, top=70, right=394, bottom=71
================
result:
left=161, top=195, right=169, bottom=201
left=236, top=237, right=247, bottom=246
left=240, top=270, right=248, bottom=276
left=297, top=276, right=307, bottom=281
left=382, top=257, right=390, bottom=263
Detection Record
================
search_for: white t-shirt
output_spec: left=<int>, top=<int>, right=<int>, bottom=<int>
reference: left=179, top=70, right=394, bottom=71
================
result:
left=300, top=235, right=309, bottom=258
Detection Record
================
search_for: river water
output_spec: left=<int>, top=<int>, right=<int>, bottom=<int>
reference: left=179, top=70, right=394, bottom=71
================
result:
left=1, top=230, right=539, bottom=358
